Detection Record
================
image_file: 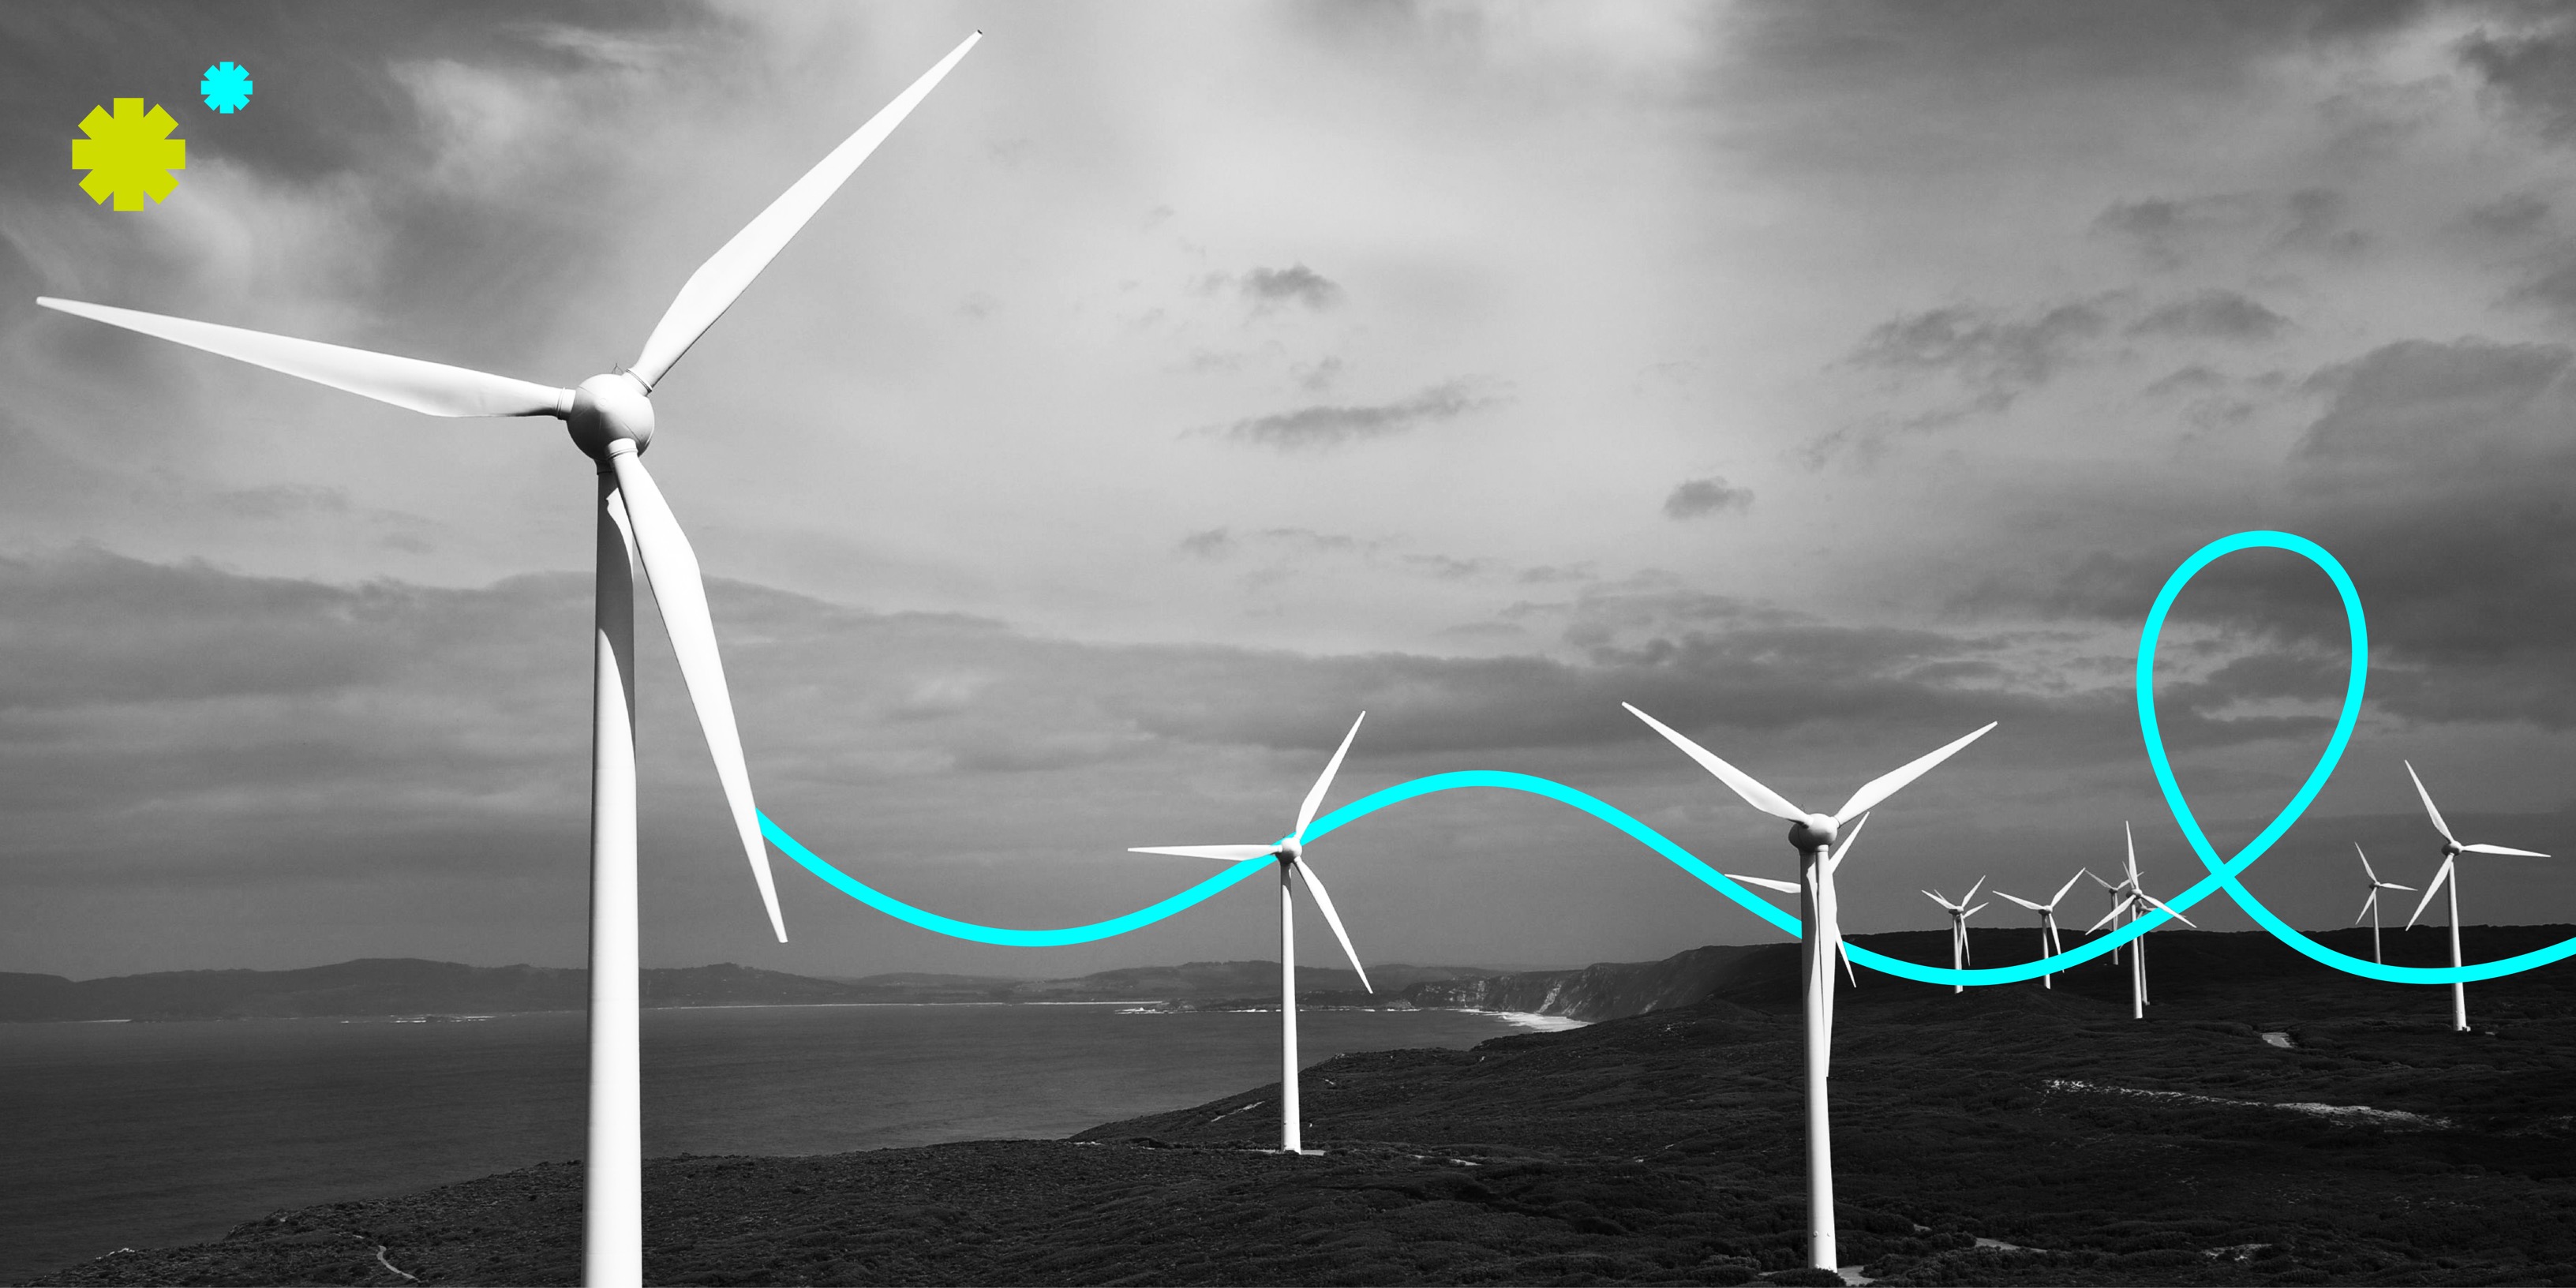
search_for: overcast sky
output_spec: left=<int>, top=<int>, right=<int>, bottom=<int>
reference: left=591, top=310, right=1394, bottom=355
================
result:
left=6, top=1, right=2576, bottom=983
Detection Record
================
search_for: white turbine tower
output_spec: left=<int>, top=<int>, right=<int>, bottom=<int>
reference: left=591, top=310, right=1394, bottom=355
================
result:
left=2400, top=761, right=2552, bottom=1032
left=1623, top=702, right=1994, bottom=1273
left=36, top=34, right=981, bottom=1285
left=1919, top=878, right=1987, bottom=994
left=1995, top=869, right=2089, bottom=989
left=2350, top=844, right=2413, bottom=966
left=1131, top=713, right=1374, bottom=1155
left=2087, top=822, right=2196, bottom=1020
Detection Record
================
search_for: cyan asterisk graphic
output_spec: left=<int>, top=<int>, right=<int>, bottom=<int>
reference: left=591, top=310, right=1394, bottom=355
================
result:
left=200, top=62, right=253, bottom=114
left=761, top=531, right=2576, bottom=988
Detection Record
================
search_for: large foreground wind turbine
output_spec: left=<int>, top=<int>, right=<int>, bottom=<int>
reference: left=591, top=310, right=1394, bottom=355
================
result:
left=1996, top=869, right=2088, bottom=989
left=1132, top=713, right=1374, bottom=1155
left=2401, top=762, right=2552, bottom=1032
left=37, top=33, right=981, bottom=1285
left=2350, top=844, right=2413, bottom=966
left=2087, top=822, right=2195, bottom=1020
left=1920, top=878, right=1987, bottom=994
left=1623, top=702, right=1994, bottom=1273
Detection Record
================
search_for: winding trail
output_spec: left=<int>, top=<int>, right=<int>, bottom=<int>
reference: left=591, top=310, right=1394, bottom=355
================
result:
left=762, top=531, right=2576, bottom=990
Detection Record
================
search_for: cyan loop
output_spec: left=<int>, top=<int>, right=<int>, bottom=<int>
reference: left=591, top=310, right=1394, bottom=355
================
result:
left=2138, top=530, right=2576, bottom=985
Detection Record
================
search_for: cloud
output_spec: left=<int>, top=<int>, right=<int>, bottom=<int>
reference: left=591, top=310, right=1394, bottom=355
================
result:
left=2293, top=336, right=2572, bottom=474
left=2507, top=259, right=2576, bottom=329
left=1662, top=477, right=1754, bottom=519
left=2092, top=193, right=2267, bottom=269
left=1975, top=336, right=2576, bottom=728
left=2461, top=192, right=2552, bottom=239
left=2458, top=15, right=2576, bottom=145
left=1847, top=298, right=2112, bottom=413
left=2129, top=290, right=2291, bottom=342
left=1209, top=380, right=1501, bottom=450
left=1237, top=264, right=1343, bottom=312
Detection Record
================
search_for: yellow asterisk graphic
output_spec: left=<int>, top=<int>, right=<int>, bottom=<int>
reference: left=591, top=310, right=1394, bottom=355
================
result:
left=73, top=99, right=186, bottom=211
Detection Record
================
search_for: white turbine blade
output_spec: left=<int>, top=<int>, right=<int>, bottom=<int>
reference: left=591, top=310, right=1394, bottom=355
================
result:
left=2132, top=890, right=2196, bottom=930
left=1622, top=703, right=1804, bottom=821
left=1965, top=902, right=1989, bottom=919
left=1997, top=892, right=2046, bottom=912
left=1922, top=889, right=1960, bottom=912
left=1831, top=721, right=1995, bottom=824
left=1727, top=873, right=1803, bottom=894
left=2086, top=898, right=2136, bottom=934
left=37, top=297, right=566, bottom=418
left=2354, top=888, right=2377, bottom=927
left=2404, top=761, right=2457, bottom=845
left=2087, top=871, right=2121, bottom=892
left=1290, top=860, right=1371, bottom=993
left=627, top=32, right=982, bottom=390
left=2125, top=820, right=2142, bottom=886
left=1963, top=874, right=1986, bottom=907
left=1825, top=813, right=1869, bottom=876
left=1838, top=934, right=1857, bottom=987
left=605, top=451, right=784, bottom=942
left=2356, top=843, right=2380, bottom=886
left=2049, top=868, right=2089, bottom=909
left=2405, top=856, right=2453, bottom=930
left=1294, top=712, right=1366, bottom=843
left=2379, top=881, right=2416, bottom=892
left=2464, top=843, right=2552, bottom=857
left=1129, top=844, right=1278, bottom=862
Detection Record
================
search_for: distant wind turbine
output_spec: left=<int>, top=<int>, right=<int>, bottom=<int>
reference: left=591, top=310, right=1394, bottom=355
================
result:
left=1920, top=878, right=1988, bottom=994
left=36, top=33, right=983, bottom=1286
left=2350, top=844, right=2413, bottom=966
left=1995, top=869, right=2089, bottom=989
left=2087, top=822, right=2196, bottom=1020
left=1132, top=713, right=1374, bottom=1155
left=2401, top=762, right=2552, bottom=1032
left=1624, top=702, right=1994, bottom=1274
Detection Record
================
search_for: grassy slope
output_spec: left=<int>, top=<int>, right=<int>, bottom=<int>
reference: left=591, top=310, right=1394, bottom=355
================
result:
left=30, top=927, right=2576, bottom=1286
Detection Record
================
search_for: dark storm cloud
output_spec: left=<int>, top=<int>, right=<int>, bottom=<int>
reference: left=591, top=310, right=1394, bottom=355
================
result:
left=1211, top=380, right=1500, bottom=450
left=2462, top=192, right=2552, bottom=238
left=1238, top=264, right=1343, bottom=312
left=2507, top=259, right=2576, bottom=328
left=1847, top=298, right=2110, bottom=413
left=1971, top=336, right=2576, bottom=728
left=2129, top=290, right=2291, bottom=343
left=3, top=2, right=740, bottom=370
left=1662, top=477, right=1754, bottom=520
left=2093, top=195, right=2267, bottom=270
left=2458, top=13, right=2576, bottom=145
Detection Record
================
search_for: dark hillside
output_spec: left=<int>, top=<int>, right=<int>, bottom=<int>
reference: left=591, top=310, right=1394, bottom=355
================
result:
left=32, top=928, right=2576, bottom=1286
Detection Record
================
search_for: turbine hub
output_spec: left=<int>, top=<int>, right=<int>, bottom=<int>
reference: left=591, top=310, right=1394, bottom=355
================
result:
left=1788, top=813, right=1838, bottom=853
left=1279, top=837, right=1303, bottom=863
left=2443, top=840, right=2462, bottom=858
left=567, top=372, right=656, bottom=461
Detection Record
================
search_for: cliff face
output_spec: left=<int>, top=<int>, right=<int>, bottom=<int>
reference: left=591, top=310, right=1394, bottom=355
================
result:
left=1402, top=944, right=1779, bottom=1021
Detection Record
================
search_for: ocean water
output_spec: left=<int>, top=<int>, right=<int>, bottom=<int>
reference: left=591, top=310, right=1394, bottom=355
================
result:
left=0, top=1004, right=1548, bottom=1282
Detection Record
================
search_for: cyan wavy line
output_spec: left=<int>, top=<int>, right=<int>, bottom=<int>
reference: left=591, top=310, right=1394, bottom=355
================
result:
left=758, top=530, right=2576, bottom=987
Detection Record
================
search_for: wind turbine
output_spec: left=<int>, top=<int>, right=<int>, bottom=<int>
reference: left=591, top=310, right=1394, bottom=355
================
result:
left=2400, top=762, right=2552, bottom=1032
left=2087, top=822, right=2196, bottom=1019
left=1727, top=813, right=1867, bottom=1039
left=1131, top=713, right=1374, bottom=1155
left=1919, top=878, right=1987, bottom=994
left=1623, top=702, right=1993, bottom=1273
left=1995, top=869, right=2088, bottom=989
left=2350, top=844, right=2413, bottom=966
left=36, top=33, right=982, bottom=1285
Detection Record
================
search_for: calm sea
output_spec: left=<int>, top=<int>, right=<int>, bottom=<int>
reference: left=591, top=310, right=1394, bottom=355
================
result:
left=0, top=1004, right=1549, bottom=1282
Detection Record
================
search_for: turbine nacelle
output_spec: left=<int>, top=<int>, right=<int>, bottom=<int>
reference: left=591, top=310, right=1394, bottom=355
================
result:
left=1788, top=813, right=1839, bottom=854
left=568, top=372, right=657, bottom=461
left=1275, top=837, right=1304, bottom=863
